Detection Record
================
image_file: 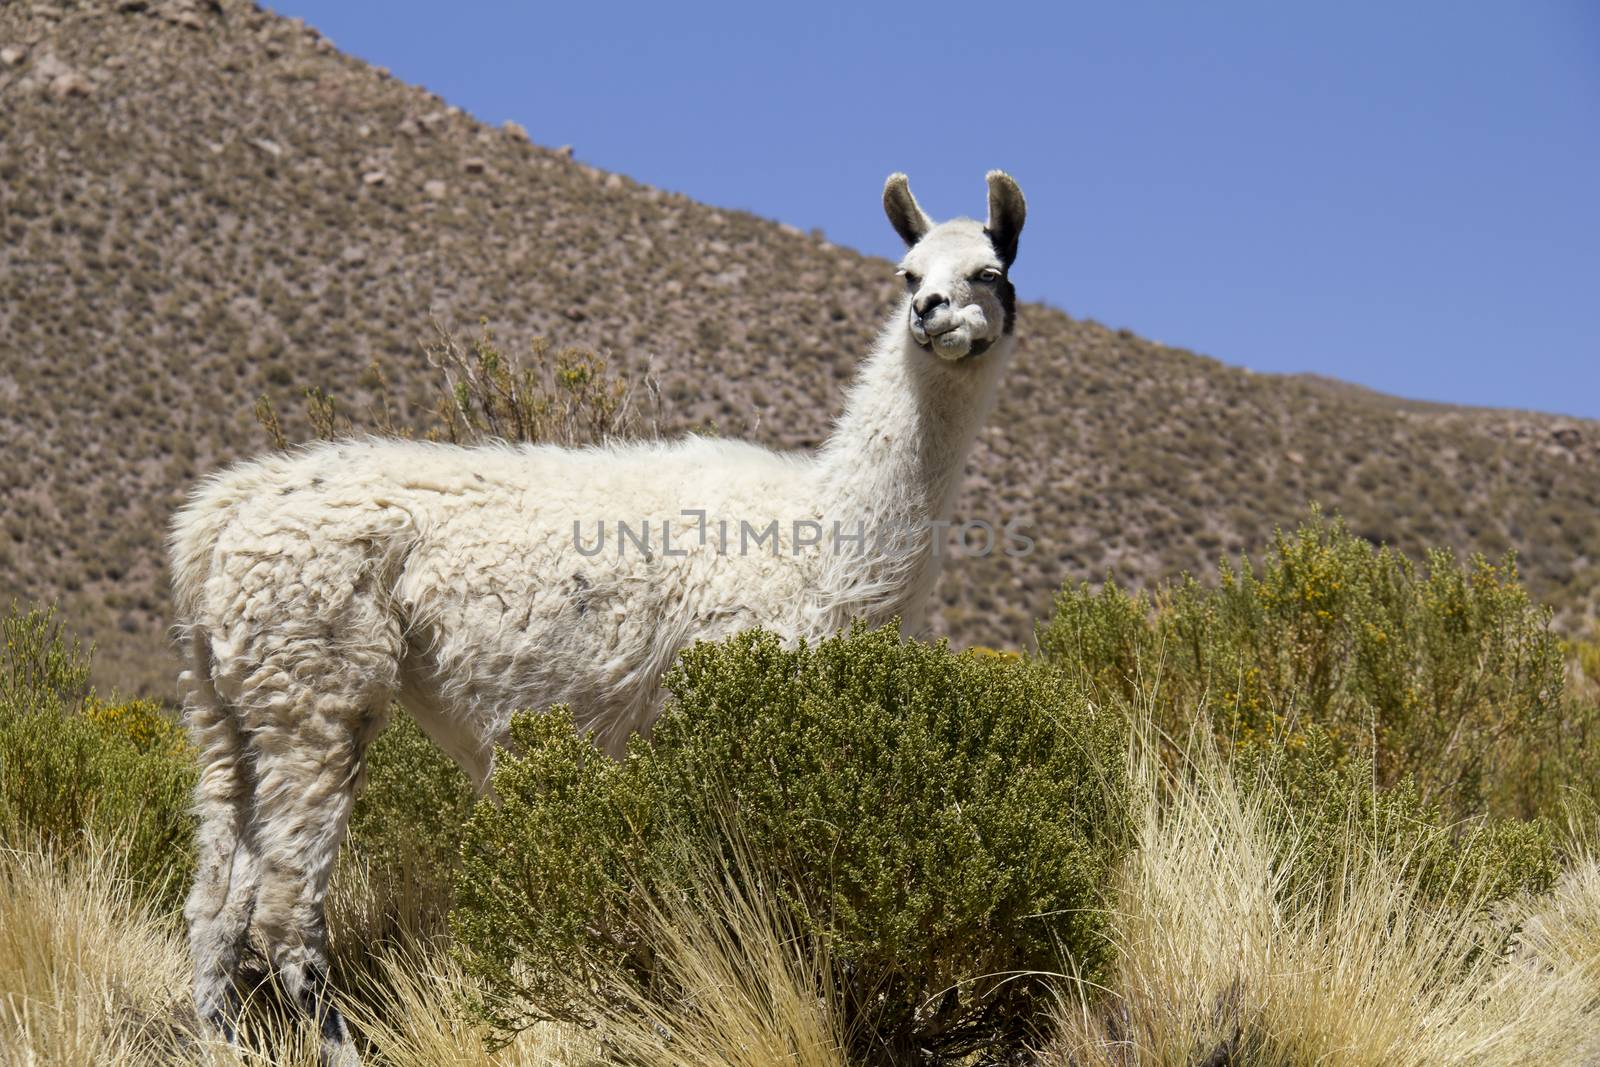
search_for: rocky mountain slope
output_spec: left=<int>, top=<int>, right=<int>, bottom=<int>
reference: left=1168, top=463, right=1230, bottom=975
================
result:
left=2, top=0, right=1596, bottom=696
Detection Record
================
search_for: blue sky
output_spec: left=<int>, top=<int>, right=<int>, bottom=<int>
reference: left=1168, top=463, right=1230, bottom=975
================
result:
left=272, top=1, right=1600, bottom=418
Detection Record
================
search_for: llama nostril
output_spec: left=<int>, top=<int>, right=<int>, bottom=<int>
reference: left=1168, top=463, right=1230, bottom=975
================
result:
left=914, top=292, right=947, bottom=316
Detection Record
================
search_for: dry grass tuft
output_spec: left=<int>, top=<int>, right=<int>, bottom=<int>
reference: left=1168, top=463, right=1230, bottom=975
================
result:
left=1046, top=725, right=1600, bottom=1067
left=0, top=840, right=591, bottom=1065
left=0, top=836, right=849, bottom=1066
left=335, top=950, right=590, bottom=1067
left=1514, top=836, right=1600, bottom=1003
left=596, top=844, right=851, bottom=1067
left=0, top=842, right=191, bottom=1065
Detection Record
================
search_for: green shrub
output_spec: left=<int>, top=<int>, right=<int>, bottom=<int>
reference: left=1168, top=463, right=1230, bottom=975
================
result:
left=1, top=602, right=90, bottom=716
left=1551, top=624, right=1600, bottom=820
left=1037, top=511, right=1567, bottom=817
left=1238, top=728, right=1559, bottom=911
left=344, top=711, right=475, bottom=937
left=82, top=694, right=190, bottom=756
left=0, top=605, right=195, bottom=911
left=453, top=624, right=1130, bottom=1063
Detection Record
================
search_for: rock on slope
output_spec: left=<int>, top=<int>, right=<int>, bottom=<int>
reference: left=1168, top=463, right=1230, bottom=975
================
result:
left=1, top=0, right=1596, bottom=695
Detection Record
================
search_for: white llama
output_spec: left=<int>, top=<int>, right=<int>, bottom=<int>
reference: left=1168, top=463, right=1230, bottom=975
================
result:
left=171, top=170, right=1026, bottom=1059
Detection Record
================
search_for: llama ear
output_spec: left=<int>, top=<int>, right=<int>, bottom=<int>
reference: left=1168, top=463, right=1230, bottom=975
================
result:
left=883, top=173, right=933, bottom=247
left=985, top=170, right=1026, bottom=268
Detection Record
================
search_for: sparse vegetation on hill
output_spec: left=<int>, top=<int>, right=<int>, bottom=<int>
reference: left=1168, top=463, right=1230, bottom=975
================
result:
left=2, top=0, right=1597, bottom=699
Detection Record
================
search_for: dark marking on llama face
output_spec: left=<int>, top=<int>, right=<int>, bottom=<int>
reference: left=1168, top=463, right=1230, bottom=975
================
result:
left=983, top=229, right=1018, bottom=334
left=996, top=274, right=1016, bottom=335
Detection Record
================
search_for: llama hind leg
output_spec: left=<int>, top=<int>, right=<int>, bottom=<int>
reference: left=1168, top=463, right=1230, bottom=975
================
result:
left=244, top=683, right=389, bottom=1066
left=180, top=640, right=260, bottom=1039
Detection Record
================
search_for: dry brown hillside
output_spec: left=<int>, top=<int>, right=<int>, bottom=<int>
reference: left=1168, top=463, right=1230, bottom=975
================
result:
left=2, top=0, right=1597, bottom=697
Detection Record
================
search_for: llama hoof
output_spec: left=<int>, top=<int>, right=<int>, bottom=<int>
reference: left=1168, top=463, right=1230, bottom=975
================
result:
left=199, top=1008, right=238, bottom=1046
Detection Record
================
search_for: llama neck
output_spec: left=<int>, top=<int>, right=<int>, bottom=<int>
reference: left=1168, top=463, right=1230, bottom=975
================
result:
left=809, top=303, right=1011, bottom=631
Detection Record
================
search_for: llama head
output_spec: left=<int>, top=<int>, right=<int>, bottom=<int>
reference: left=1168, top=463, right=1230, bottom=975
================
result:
left=883, top=170, right=1026, bottom=361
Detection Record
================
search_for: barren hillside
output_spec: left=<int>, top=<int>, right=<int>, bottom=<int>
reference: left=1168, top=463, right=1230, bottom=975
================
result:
left=2, top=0, right=1596, bottom=696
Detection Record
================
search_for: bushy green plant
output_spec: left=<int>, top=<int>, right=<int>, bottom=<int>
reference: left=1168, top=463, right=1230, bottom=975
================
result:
left=1038, top=511, right=1567, bottom=817
left=0, top=605, right=195, bottom=910
left=82, top=694, right=190, bottom=756
left=1238, top=728, right=1558, bottom=910
left=1551, top=624, right=1600, bottom=820
left=1, top=602, right=90, bottom=716
left=452, top=624, right=1130, bottom=1063
left=344, top=712, right=476, bottom=937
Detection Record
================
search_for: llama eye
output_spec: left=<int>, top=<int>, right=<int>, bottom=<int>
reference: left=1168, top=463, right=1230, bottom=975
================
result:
left=976, top=268, right=1002, bottom=283
left=902, top=273, right=921, bottom=290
